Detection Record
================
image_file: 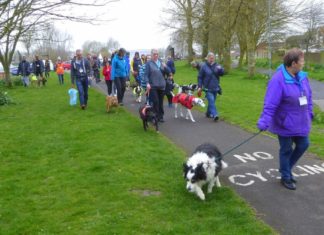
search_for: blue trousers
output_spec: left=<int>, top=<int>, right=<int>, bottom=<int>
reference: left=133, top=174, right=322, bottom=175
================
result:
left=205, top=91, right=218, bottom=118
left=76, top=78, right=88, bottom=106
left=278, top=135, right=309, bottom=180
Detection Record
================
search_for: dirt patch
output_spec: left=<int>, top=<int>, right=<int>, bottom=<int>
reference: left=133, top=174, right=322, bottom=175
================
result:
left=130, top=189, right=161, bottom=197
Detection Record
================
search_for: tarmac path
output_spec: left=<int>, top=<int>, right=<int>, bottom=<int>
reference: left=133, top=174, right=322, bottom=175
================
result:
left=93, top=81, right=324, bottom=235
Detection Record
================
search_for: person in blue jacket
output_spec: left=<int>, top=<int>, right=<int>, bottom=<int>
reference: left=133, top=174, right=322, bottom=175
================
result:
left=197, top=52, right=224, bottom=121
left=111, top=48, right=128, bottom=105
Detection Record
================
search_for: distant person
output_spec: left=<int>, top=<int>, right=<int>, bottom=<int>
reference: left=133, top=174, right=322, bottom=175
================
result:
left=131, top=51, right=143, bottom=85
left=17, top=56, right=30, bottom=87
left=102, top=58, right=113, bottom=96
left=140, top=54, right=146, bottom=64
left=257, top=48, right=313, bottom=190
left=145, top=49, right=171, bottom=122
left=87, top=53, right=93, bottom=86
left=166, top=56, right=176, bottom=75
left=44, top=58, right=51, bottom=80
left=55, top=57, right=64, bottom=85
left=139, top=54, right=151, bottom=103
left=32, top=55, right=45, bottom=87
left=197, top=52, right=224, bottom=121
left=70, top=49, right=91, bottom=110
left=111, top=48, right=128, bottom=105
left=92, top=55, right=101, bottom=83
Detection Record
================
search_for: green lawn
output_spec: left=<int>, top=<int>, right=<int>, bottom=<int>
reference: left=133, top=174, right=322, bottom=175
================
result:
left=0, top=74, right=275, bottom=234
left=174, top=61, right=324, bottom=158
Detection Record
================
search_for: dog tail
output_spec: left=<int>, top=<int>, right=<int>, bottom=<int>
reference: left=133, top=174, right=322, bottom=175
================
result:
left=221, top=160, right=228, bottom=169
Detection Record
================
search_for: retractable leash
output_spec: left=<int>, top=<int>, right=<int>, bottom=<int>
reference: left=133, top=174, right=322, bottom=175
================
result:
left=221, top=131, right=262, bottom=157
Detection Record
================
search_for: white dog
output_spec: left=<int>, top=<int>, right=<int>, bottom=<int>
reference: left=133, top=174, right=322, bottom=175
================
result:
left=172, top=92, right=205, bottom=122
left=133, top=85, right=143, bottom=103
left=183, top=143, right=228, bottom=200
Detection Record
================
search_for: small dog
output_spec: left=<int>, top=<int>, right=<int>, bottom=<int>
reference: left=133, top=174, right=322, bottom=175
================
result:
left=133, top=85, right=143, bottom=103
left=178, top=83, right=198, bottom=95
left=106, top=95, right=118, bottom=112
left=139, top=105, right=158, bottom=132
left=172, top=92, right=205, bottom=122
left=183, top=143, right=228, bottom=200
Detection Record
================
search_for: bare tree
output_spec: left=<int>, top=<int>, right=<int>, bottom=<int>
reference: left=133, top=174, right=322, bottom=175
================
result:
left=0, top=0, right=117, bottom=86
left=106, top=38, right=120, bottom=53
left=298, top=0, right=324, bottom=67
left=31, top=24, right=73, bottom=61
left=163, top=0, right=199, bottom=63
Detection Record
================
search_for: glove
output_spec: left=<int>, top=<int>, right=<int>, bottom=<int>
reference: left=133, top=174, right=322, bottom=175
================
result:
left=197, top=88, right=202, bottom=97
left=257, top=122, right=267, bottom=132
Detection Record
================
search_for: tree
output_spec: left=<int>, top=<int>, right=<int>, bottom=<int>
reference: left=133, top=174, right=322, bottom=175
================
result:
left=239, top=0, right=289, bottom=77
left=106, top=38, right=120, bottom=54
left=0, top=0, right=117, bottom=86
left=31, top=24, right=73, bottom=61
left=298, top=0, right=324, bottom=67
left=212, top=0, right=243, bottom=72
left=163, top=0, right=199, bottom=63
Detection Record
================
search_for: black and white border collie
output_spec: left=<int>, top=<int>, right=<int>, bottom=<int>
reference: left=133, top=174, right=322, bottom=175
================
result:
left=183, top=143, right=228, bottom=200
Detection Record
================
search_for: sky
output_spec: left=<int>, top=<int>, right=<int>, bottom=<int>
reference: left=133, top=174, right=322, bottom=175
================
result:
left=56, top=0, right=172, bottom=52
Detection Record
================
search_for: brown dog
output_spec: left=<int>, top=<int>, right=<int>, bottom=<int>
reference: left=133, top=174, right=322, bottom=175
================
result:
left=106, top=95, right=118, bottom=112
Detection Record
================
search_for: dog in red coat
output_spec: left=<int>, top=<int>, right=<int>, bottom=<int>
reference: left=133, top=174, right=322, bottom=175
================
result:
left=172, top=92, right=205, bottom=122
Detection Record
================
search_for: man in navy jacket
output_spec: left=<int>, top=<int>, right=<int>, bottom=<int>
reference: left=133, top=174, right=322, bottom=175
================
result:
left=18, top=56, right=30, bottom=87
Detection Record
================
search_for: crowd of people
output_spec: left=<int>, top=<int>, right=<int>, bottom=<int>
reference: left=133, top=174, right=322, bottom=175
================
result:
left=16, top=47, right=313, bottom=191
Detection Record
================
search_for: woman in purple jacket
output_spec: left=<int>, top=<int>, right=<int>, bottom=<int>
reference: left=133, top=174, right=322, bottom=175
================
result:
left=257, top=48, right=313, bottom=190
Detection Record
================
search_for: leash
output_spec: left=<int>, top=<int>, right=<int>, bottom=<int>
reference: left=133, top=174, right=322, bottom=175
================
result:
left=222, top=131, right=262, bottom=157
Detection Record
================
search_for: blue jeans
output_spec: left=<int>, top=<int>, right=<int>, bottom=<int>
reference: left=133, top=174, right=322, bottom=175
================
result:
left=205, top=91, right=218, bottom=118
left=76, top=78, right=88, bottom=106
left=58, top=74, right=64, bottom=85
left=278, top=136, right=309, bottom=180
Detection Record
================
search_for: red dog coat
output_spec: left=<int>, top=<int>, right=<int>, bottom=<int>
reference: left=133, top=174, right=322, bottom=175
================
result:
left=172, top=93, right=195, bottom=109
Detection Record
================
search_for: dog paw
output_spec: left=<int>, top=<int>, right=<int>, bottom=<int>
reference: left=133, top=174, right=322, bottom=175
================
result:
left=191, top=120, right=196, bottom=122
left=198, top=194, right=205, bottom=200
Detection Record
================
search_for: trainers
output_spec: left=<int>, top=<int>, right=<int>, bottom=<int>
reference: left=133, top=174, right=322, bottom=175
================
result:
left=213, top=116, right=219, bottom=121
left=281, top=179, right=296, bottom=190
left=158, top=118, right=165, bottom=123
left=119, top=102, right=124, bottom=106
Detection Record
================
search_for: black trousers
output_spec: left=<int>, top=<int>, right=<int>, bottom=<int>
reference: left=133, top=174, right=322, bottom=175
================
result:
left=114, top=77, right=126, bottom=103
left=149, top=88, right=165, bottom=120
left=105, top=80, right=113, bottom=95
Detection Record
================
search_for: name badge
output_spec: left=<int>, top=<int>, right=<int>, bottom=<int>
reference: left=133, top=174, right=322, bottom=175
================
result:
left=79, top=68, right=84, bottom=73
left=299, top=96, right=307, bottom=106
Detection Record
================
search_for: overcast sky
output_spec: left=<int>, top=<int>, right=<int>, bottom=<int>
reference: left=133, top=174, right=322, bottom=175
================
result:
left=57, top=0, right=171, bottom=52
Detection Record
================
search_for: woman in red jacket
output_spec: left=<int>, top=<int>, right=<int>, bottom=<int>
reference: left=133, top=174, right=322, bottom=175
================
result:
left=102, top=58, right=113, bottom=96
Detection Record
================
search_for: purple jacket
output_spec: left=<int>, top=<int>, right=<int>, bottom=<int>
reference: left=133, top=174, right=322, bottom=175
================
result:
left=257, top=64, right=313, bottom=136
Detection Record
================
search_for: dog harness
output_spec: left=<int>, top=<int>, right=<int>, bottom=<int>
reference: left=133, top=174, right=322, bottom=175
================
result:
left=172, top=93, right=195, bottom=109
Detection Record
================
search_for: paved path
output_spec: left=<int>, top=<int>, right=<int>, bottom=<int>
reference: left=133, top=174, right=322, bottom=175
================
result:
left=94, top=82, right=324, bottom=235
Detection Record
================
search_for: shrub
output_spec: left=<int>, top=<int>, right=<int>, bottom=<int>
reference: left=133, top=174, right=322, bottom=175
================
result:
left=314, top=111, right=324, bottom=124
left=0, top=90, right=14, bottom=105
left=12, top=77, right=23, bottom=86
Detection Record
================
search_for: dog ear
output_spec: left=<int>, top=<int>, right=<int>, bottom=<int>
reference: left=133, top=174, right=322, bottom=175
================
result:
left=183, top=163, right=189, bottom=178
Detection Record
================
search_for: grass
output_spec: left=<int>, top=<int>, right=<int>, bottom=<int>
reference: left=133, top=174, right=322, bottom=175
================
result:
left=174, top=61, right=324, bottom=158
left=0, top=73, right=275, bottom=234
left=255, top=58, right=324, bottom=82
